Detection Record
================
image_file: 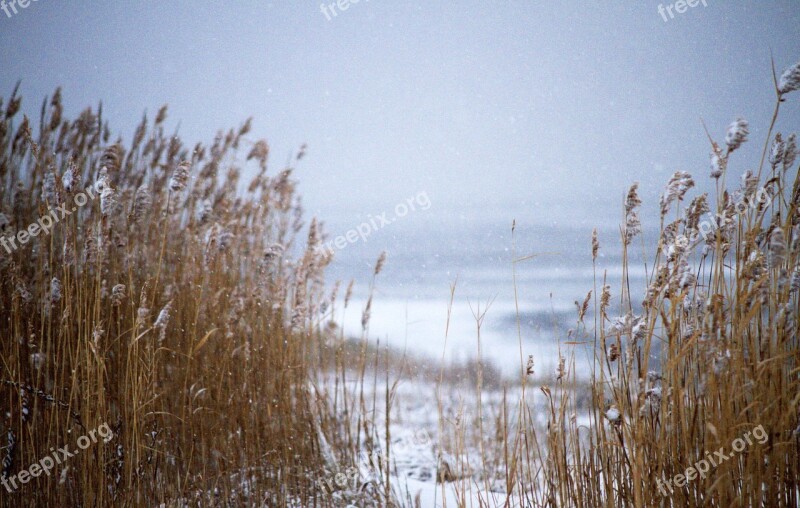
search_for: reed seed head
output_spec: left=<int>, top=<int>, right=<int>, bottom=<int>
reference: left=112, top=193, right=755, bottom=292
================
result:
left=778, top=60, right=800, bottom=95
left=725, top=117, right=749, bottom=152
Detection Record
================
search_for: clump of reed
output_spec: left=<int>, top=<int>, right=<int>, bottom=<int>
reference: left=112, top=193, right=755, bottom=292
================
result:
left=4, top=57, right=799, bottom=508
left=338, top=57, right=800, bottom=508
left=0, top=85, right=339, bottom=506
left=471, top=58, right=800, bottom=507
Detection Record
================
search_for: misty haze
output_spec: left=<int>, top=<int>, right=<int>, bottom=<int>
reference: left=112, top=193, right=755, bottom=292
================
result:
left=1, top=2, right=799, bottom=506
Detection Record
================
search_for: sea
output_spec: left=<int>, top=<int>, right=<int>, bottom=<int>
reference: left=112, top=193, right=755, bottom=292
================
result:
left=321, top=210, right=654, bottom=380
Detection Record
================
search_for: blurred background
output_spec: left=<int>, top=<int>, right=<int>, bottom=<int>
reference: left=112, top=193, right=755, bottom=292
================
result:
left=2, top=0, right=799, bottom=375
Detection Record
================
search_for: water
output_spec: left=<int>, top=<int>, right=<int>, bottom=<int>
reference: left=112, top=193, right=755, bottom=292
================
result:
left=322, top=212, right=654, bottom=379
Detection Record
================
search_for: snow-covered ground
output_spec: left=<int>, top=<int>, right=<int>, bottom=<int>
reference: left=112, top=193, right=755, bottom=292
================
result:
left=313, top=372, right=592, bottom=507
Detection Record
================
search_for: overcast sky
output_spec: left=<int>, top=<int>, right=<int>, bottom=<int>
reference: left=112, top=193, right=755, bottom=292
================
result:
left=2, top=1, right=799, bottom=229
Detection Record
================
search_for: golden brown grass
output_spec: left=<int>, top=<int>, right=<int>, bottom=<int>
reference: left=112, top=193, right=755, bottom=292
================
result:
left=2, top=57, right=799, bottom=507
left=0, top=85, right=341, bottom=506
left=434, top=59, right=800, bottom=507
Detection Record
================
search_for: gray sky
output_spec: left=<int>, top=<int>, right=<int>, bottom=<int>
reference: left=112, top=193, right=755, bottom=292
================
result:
left=1, top=0, right=799, bottom=228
